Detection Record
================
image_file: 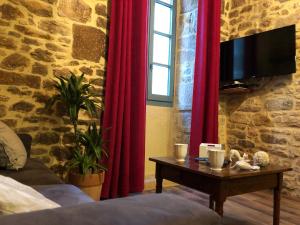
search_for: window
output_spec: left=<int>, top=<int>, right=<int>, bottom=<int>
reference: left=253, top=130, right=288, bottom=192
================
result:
left=148, top=0, right=176, bottom=105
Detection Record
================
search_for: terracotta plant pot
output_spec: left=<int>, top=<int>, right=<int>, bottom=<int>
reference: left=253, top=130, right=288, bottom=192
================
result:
left=68, top=171, right=105, bottom=201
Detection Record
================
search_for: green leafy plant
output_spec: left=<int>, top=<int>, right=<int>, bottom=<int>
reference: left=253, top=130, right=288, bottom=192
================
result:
left=70, top=122, right=108, bottom=174
left=47, top=73, right=107, bottom=175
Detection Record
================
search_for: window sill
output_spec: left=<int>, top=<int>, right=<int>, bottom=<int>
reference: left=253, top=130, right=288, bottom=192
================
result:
left=147, top=100, right=173, bottom=107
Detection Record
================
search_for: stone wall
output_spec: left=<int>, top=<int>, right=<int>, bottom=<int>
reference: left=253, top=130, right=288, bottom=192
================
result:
left=0, top=0, right=109, bottom=175
left=175, top=0, right=300, bottom=198
left=224, top=0, right=300, bottom=198
left=174, top=0, right=228, bottom=146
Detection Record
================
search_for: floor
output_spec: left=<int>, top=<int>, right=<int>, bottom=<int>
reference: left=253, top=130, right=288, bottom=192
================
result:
left=146, top=186, right=300, bottom=225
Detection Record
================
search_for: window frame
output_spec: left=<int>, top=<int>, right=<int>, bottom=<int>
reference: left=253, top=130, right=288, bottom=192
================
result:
left=147, top=0, right=177, bottom=106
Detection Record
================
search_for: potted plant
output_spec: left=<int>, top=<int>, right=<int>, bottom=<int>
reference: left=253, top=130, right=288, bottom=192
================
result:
left=47, top=73, right=107, bottom=201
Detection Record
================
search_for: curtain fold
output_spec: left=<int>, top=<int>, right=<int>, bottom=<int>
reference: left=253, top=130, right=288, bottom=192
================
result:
left=101, top=0, right=148, bottom=199
left=189, top=0, right=221, bottom=156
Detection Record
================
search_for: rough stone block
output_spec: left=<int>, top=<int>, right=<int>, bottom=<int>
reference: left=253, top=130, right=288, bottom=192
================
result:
left=15, top=25, right=53, bottom=40
left=90, top=78, right=104, bottom=87
left=31, top=48, right=55, bottom=62
left=33, top=91, right=50, bottom=104
left=20, top=0, right=53, bottom=17
left=72, top=24, right=106, bottom=62
left=238, top=139, right=255, bottom=149
left=31, top=148, right=48, bottom=156
left=0, top=105, right=6, bottom=117
left=7, top=86, right=32, bottom=96
left=229, top=112, right=250, bottom=125
left=261, top=133, right=288, bottom=145
left=22, top=37, right=41, bottom=46
left=32, top=62, right=48, bottom=76
left=52, top=127, right=71, bottom=132
left=95, top=3, right=107, bottom=17
left=8, top=31, right=21, bottom=38
left=0, top=4, right=24, bottom=20
left=79, top=66, right=93, bottom=75
left=265, top=98, right=293, bottom=111
left=50, top=146, right=72, bottom=161
left=62, top=132, right=75, bottom=145
left=1, top=53, right=30, bottom=70
left=11, top=101, right=35, bottom=112
left=23, top=116, right=57, bottom=124
left=0, top=35, right=17, bottom=50
left=1, top=119, right=17, bottom=127
left=228, top=130, right=246, bottom=139
left=58, top=0, right=92, bottom=23
left=96, top=17, right=107, bottom=29
left=231, top=0, right=246, bottom=9
left=45, top=43, right=65, bottom=52
left=0, top=19, right=10, bottom=26
left=40, top=0, right=58, bottom=4
left=0, top=70, right=41, bottom=89
left=38, top=20, right=70, bottom=36
left=18, top=126, right=40, bottom=133
left=34, top=132, right=60, bottom=145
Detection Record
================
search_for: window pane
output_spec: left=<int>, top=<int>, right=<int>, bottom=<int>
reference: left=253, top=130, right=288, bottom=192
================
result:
left=152, top=65, right=169, bottom=96
left=159, top=0, right=173, bottom=5
left=154, top=3, right=172, bottom=34
left=153, top=34, right=170, bottom=65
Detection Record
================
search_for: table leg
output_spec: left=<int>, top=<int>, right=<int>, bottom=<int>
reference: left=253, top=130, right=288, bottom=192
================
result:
left=155, top=164, right=163, bottom=193
left=209, top=195, right=215, bottom=210
left=215, top=199, right=225, bottom=216
left=273, top=173, right=283, bottom=225
left=156, top=177, right=163, bottom=193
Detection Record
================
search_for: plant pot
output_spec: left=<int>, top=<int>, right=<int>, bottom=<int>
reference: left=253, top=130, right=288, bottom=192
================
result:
left=68, top=171, right=105, bottom=201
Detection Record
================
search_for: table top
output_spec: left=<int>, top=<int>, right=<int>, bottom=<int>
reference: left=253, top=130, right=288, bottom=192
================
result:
left=149, top=157, right=292, bottom=180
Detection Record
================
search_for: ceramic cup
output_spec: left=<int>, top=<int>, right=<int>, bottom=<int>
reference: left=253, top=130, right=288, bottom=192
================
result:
left=174, top=144, right=188, bottom=162
left=208, top=148, right=225, bottom=171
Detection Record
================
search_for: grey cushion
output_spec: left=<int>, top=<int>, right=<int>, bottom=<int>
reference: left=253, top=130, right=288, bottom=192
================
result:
left=33, top=184, right=94, bottom=207
left=0, top=158, right=63, bottom=185
left=0, top=193, right=221, bottom=225
left=0, top=144, right=9, bottom=168
left=0, top=122, right=27, bottom=170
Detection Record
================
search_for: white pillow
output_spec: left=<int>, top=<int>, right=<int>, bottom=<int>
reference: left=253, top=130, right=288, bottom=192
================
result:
left=0, top=121, right=27, bottom=169
left=0, top=175, right=60, bottom=215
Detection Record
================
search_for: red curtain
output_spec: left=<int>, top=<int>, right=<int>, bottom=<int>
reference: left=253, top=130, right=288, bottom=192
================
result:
left=189, top=0, right=221, bottom=156
left=101, top=0, right=148, bottom=198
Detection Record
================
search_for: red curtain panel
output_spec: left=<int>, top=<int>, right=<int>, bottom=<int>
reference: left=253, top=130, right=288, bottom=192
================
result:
left=189, top=0, right=221, bottom=157
left=101, top=0, right=148, bottom=198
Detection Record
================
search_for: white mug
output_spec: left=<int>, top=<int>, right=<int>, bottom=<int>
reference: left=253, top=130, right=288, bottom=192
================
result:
left=208, top=148, right=225, bottom=171
left=174, top=144, right=188, bottom=162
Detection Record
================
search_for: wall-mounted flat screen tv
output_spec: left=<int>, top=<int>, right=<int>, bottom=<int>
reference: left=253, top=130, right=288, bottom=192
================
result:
left=220, top=25, right=296, bottom=84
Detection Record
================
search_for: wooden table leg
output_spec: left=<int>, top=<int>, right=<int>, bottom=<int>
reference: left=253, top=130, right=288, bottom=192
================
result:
left=273, top=173, right=283, bottom=225
left=156, top=177, right=163, bottom=193
left=209, top=195, right=215, bottom=210
left=155, top=164, right=163, bottom=193
left=215, top=199, right=225, bottom=216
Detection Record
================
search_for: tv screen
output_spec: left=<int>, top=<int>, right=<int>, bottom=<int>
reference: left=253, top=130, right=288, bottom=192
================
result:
left=220, top=25, right=296, bottom=83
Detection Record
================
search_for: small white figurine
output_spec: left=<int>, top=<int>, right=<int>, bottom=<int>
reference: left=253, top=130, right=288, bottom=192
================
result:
left=253, top=151, right=270, bottom=167
left=229, top=149, right=249, bottom=162
left=230, top=149, right=260, bottom=170
left=231, top=161, right=260, bottom=170
left=229, top=149, right=242, bottom=161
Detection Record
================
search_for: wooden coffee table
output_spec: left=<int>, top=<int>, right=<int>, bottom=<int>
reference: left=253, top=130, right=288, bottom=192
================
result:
left=149, top=157, right=292, bottom=225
